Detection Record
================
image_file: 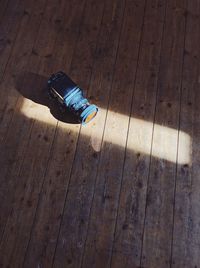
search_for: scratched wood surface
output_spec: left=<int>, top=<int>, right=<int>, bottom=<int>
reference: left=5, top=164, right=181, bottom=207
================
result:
left=0, top=0, right=199, bottom=267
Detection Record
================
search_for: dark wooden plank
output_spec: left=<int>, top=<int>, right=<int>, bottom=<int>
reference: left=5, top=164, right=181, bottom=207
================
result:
left=0, top=0, right=9, bottom=26
left=50, top=0, right=121, bottom=267
left=0, top=0, right=69, bottom=266
left=0, top=0, right=25, bottom=80
left=141, top=1, right=187, bottom=267
left=0, top=0, right=105, bottom=267
left=171, top=1, right=200, bottom=267
left=0, top=0, right=198, bottom=267
left=0, top=0, right=26, bottom=130
left=110, top=1, right=167, bottom=267
left=0, top=0, right=47, bottom=141
left=52, top=0, right=127, bottom=267
left=22, top=1, right=86, bottom=267
left=79, top=1, right=146, bottom=268
left=0, top=0, right=62, bottom=232
left=0, top=0, right=48, bottom=241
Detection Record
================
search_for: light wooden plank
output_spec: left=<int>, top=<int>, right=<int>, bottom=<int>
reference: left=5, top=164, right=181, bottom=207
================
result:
left=110, top=0, right=166, bottom=267
left=141, top=0, right=187, bottom=267
left=171, top=1, right=200, bottom=267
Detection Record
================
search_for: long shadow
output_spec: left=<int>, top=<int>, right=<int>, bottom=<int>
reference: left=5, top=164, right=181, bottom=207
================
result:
left=15, top=72, right=79, bottom=124
left=15, top=71, right=190, bottom=134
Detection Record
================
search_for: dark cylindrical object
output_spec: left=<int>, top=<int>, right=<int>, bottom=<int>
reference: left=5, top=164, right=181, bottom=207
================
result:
left=47, top=71, right=98, bottom=124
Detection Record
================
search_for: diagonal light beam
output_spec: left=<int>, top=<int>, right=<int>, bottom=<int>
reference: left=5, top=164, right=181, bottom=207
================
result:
left=20, top=98, right=191, bottom=165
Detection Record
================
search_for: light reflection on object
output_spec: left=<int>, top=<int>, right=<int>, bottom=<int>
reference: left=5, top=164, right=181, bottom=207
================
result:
left=20, top=98, right=191, bottom=165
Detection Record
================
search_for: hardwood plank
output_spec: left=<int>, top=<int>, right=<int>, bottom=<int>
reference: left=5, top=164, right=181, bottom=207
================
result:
left=23, top=0, right=126, bottom=264
left=79, top=1, right=146, bottom=267
left=0, top=0, right=69, bottom=266
left=50, top=0, right=118, bottom=267
left=110, top=1, right=166, bottom=267
left=0, top=0, right=105, bottom=267
left=171, top=1, right=200, bottom=267
left=0, top=0, right=26, bottom=128
left=0, top=0, right=199, bottom=267
left=0, top=0, right=62, bottom=231
left=22, top=0, right=86, bottom=267
left=0, top=0, right=25, bottom=80
left=0, top=0, right=9, bottom=26
left=52, top=1, right=127, bottom=267
left=0, top=0, right=47, bottom=141
left=141, top=1, right=187, bottom=267
left=0, top=0, right=48, bottom=241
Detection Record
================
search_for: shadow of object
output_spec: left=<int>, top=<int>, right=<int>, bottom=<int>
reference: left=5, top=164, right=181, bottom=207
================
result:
left=15, top=72, right=79, bottom=124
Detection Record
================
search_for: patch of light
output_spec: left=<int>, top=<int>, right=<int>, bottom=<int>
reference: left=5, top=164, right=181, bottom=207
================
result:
left=127, top=118, right=191, bottom=165
left=20, top=98, right=191, bottom=165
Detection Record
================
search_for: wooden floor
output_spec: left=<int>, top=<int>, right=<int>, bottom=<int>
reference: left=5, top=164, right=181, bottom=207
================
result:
left=0, top=0, right=200, bottom=267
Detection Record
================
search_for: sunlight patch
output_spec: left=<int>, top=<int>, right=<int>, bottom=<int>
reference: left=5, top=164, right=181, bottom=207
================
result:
left=20, top=99, right=191, bottom=165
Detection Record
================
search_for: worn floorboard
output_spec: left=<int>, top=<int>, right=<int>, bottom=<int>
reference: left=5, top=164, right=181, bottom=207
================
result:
left=171, top=1, right=200, bottom=267
left=141, top=0, right=187, bottom=267
left=0, top=0, right=199, bottom=267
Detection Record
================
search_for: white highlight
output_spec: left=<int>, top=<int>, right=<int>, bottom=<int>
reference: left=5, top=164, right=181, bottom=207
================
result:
left=20, top=99, right=191, bottom=165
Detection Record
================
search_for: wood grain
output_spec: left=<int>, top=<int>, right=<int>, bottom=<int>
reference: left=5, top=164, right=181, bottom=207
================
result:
left=52, top=0, right=128, bottom=267
left=0, top=0, right=9, bottom=26
left=0, top=0, right=47, bottom=241
left=141, top=0, right=187, bottom=267
left=81, top=1, right=147, bottom=267
left=51, top=0, right=108, bottom=267
left=0, top=0, right=68, bottom=266
left=22, top=0, right=86, bottom=266
left=171, top=1, right=200, bottom=267
left=0, top=0, right=25, bottom=81
left=111, top=1, right=166, bottom=267
left=0, top=0, right=199, bottom=267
